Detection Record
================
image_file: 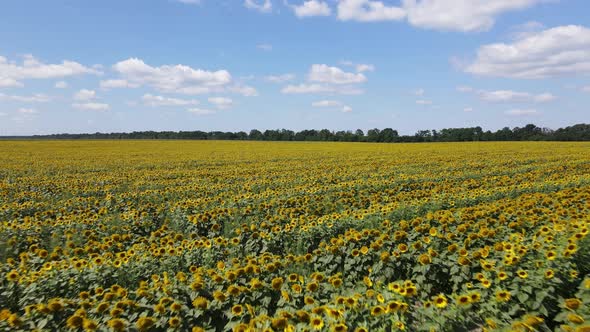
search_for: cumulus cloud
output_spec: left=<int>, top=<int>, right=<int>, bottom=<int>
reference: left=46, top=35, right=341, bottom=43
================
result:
left=416, top=100, right=432, bottom=105
left=0, top=54, right=100, bottom=87
left=312, top=100, right=342, bottom=107
left=100, top=79, right=139, bottom=89
left=413, top=88, right=425, bottom=96
left=505, top=109, right=538, bottom=116
left=0, top=77, right=24, bottom=88
left=308, top=64, right=366, bottom=84
left=265, top=74, right=296, bottom=83
left=0, top=93, right=51, bottom=103
left=282, top=83, right=363, bottom=95
left=55, top=81, right=68, bottom=89
left=111, top=58, right=256, bottom=96
left=341, top=105, right=353, bottom=113
left=291, top=0, right=331, bottom=18
left=73, top=102, right=110, bottom=111
left=244, top=0, right=272, bottom=13
left=402, top=0, right=544, bottom=32
left=337, top=0, right=406, bottom=22
left=142, top=94, right=199, bottom=107
left=464, top=107, right=474, bottom=112
left=282, top=63, right=368, bottom=95
left=465, top=25, right=590, bottom=79
left=582, top=86, right=590, bottom=93
left=459, top=88, right=557, bottom=103
left=208, top=97, right=233, bottom=109
left=74, top=89, right=97, bottom=101
left=187, top=108, right=216, bottom=115
left=18, top=108, right=38, bottom=114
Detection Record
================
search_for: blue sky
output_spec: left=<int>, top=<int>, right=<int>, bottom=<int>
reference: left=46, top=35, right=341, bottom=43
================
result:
left=0, top=0, right=589, bottom=135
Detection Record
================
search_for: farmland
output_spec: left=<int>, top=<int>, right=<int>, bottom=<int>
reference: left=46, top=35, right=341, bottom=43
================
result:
left=1, top=140, right=589, bottom=331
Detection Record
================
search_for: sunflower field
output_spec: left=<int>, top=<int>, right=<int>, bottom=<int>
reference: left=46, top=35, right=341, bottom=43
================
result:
left=1, top=140, right=589, bottom=332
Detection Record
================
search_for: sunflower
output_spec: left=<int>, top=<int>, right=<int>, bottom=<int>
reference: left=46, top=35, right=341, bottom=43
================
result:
left=497, top=271, right=508, bottom=281
left=495, top=290, right=511, bottom=302
left=271, top=317, right=288, bottom=330
left=545, top=270, right=555, bottom=279
left=456, top=295, right=471, bottom=306
left=469, top=291, right=481, bottom=303
left=271, top=277, right=284, bottom=291
left=564, top=298, right=582, bottom=310
left=517, top=270, right=528, bottom=279
left=107, top=318, right=127, bottom=332
left=231, top=305, right=243, bottom=316
left=370, top=305, right=385, bottom=316
left=48, top=298, right=64, bottom=312
left=311, top=316, right=324, bottom=330
left=333, top=323, right=348, bottom=332
left=418, top=253, right=431, bottom=265
left=169, top=316, right=181, bottom=328
left=83, top=318, right=98, bottom=331
left=304, top=296, right=315, bottom=305
left=170, top=302, right=182, bottom=312
left=6, top=314, right=22, bottom=328
left=434, top=294, right=447, bottom=308
left=136, top=317, right=156, bottom=332
left=213, top=291, right=226, bottom=302
left=523, top=315, right=544, bottom=327
left=307, top=282, right=319, bottom=292
left=567, top=314, right=585, bottom=325
left=5, top=270, right=19, bottom=282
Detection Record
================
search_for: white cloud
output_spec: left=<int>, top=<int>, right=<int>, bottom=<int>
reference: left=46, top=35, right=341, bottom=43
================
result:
left=228, top=85, right=258, bottom=96
left=413, top=88, right=425, bottom=96
left=112, top=58, right=240, bottom=95
left=55, top=81, right=68, bottom=89
left=337, top=0, right=406, bottom=22
left=176, top=0, right=201, bottom=4
left=416, top=100, right=432, bottom=105
left=402, top=0, right=544, bottom=32
left=0, top=54, right=100, bottom=87
left=341, top=105, right=353, bottom=113
left=465, top=25, right=590, bottom=79
left=510, top=21, right=545, bottom=39
left=100, top=79, right=139, bottom=89
left=505, top=109, right=538, bottom=116
left=0, top=77, right=24, bottom=88
left=309, top=64, right=367, bottom=84
left=257, top=44, right=273, bottom=51
left=464, top=107, right=473, bottom=112
left=282, top=83, right=363, bottom=95
left=245, top=0, right=272, bottom=13
left=265, top=74, right=296, bottom=83
left=582, top=86, right=590, bottom=93
left=142, top=94, right=199, bottom=107
left=460, top=88, right=557, bottom=103
left=73, top=102, right=110, bottom=111
left=456, top=85, right=474, bottom=93
left=208, top=97, right=233, bottom=109
left=74, top=89, right=97, bottom=101
left=355, top=64, right=375, bottom=72
left=0, top=93, right=51, bottom=103
left=312, top=100, right=342, bottom=107
left=0, top=112, right=6, bottom=116
left=187, top=108, right=216, bottom=115
left=291, top=0, right=331, bottom=18
left=18, top=108, right=37, bottom=114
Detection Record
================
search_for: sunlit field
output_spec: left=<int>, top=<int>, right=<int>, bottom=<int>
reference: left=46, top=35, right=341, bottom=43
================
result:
left=1, top=140, right=589, bottom=331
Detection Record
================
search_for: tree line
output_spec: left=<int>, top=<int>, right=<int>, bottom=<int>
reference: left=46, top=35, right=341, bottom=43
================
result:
left=7, top=123, right=590, bottom=142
